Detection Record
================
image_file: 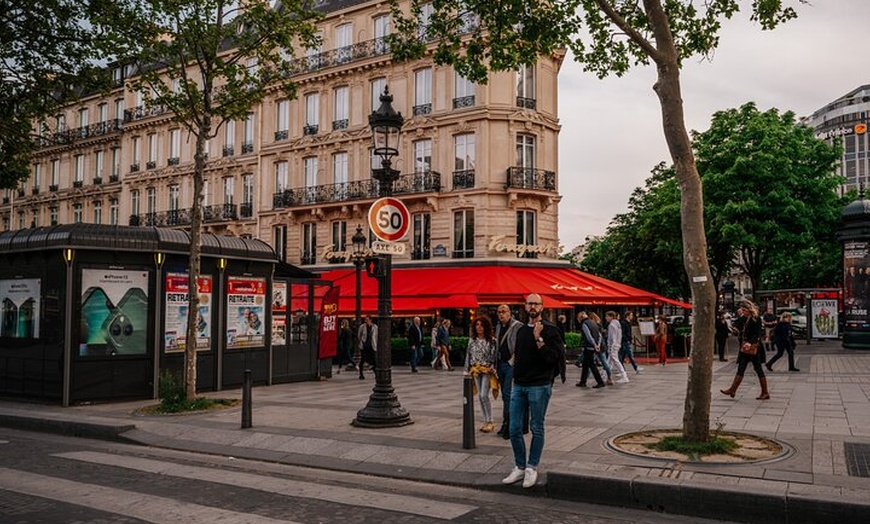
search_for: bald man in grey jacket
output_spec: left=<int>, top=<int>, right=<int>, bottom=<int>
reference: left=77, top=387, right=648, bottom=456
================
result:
left=495, top=304, right=526, bottom=439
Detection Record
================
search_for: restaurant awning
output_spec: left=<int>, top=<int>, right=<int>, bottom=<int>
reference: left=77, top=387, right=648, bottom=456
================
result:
left=297, top=264, right=690, bottom=315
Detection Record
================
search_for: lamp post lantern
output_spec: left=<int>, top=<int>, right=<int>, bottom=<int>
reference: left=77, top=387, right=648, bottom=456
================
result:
left=350, top=224, right=367, bottom=377
left=353, top=86, right=412, bottom=428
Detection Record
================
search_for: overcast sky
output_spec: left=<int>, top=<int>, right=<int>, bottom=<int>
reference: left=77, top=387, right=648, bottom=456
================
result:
left=557, top=1, right=870, bottom=251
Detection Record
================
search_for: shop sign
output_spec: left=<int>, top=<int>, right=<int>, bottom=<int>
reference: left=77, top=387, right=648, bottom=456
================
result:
left=488, top=235, right=558, bottom=257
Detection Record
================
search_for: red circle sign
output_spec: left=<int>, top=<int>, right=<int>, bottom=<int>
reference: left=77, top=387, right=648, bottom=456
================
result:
left=368, top=197, right=410, bottom=242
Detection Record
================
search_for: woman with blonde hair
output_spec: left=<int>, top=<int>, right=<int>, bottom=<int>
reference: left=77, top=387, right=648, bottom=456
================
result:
left=654, top=315, right=668, bottom=366
left=721, top=301, right=769, bottom=400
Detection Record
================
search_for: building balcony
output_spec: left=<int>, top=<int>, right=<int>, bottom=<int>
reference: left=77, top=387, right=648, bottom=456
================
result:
left=303, top=124, right=319, bottom=136
left=93, top=177, right=102, bottom=185
left=332, top=119, right=348, bottom=131
left=411, top=247, right=431, bottom=261
left=31, top=187, right=39, bottom=195
left=453, top=96, right=475, bottom=109
left=222, top=145, right=234, bottom=157
left=241, top=142, right=254, bottom=154
left=452, top=170, right=475, bottom=190
left=109, top=174, right=119, bottom=183
left=49, top=184, right=58, bottom=192
left=146, top=160, right=156, bottom=170
left=516, top=97, right=537, bottom=110
left=452, top=249, right=474, bottom=259
left=17, top=189, right=25, bottom=197
left=300, top=251, right=317, bottom=266
left=44, top=119, right=123, bottom=147
left=275, top=129, right=289, bottom=141
left=271, top=171, right=441, bottom=209
left=412, top=103, right=432, bottom=116
left=130, top=163, right=140, bottom=173
left=123, top=105, right=167, bottom=123
left=506, top=167, right=556, bottom=192
left=204, top=203, right=238, bottom=221
left=130, top=204, right=239, bottom=228
left=167, top=157, right=180, bottom=166
left=240, top=202, right=253, bottom=219
left=73, top=180, right=83, bottom=188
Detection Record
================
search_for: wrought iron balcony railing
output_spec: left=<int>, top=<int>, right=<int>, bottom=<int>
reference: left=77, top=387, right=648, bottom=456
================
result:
left=17, top=189, right=25, bottom=197
left=452, top=170, right=475, bottom=190
left=412, top=103, right=432, bottom=116
left=123, top=104, right=167, bottom=123
left=167, top=157, right=180, bottom=166
left=130, top=203, right=240, bottom=228
left=332, top=119, right=348, bottom=131
left=411, top=247, right=431, bottom=260
left=300, top=251, right=317, bottom=266
left=73, top=180, right=83, bottom=188
left=42, top=120, right=123, bottom=147
left=93, top=177, right=102, bottom=185
left=506, top=167, right=556, bottom=192
left=272, top=171, right=441, bottom=209
left=109, top=174, right=119, bottom=183
left=222, top=145, right=234, bottom=157
left=49, top=184, right=58, bottom=192
left=453, top=96, right=475, bottom=109
left=241, top=142, right=254, bottom=154
left=240, top=202, right=253, bottom=218
left=146, top=160, right=156, bottom=169
left=130, top=163, right=140, bottom=173
left=452, top=248, right=474, bottom=259
left=275, top=129, right=289, bottom=141
left=31, top=187, right=39, bottom=195
left=516, top=97, right=537, bottom=110
left=303, top=124, right=319, bottom=136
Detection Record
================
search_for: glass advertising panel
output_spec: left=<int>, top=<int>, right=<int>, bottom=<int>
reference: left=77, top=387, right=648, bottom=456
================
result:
left=226, top=276, right=266, bottom=349
left=272, top=281, right=287, bottom=346
left=0, top=279, right=41, bottom=339
left=164, top=273, right=213, bottom=352
left=844, top=241, right=870, bottom=331
left=80, top=269, right=149, bottom=356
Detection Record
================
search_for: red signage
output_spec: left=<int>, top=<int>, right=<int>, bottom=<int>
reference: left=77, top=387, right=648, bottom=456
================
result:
left=318, top=286, right=341, bottom=359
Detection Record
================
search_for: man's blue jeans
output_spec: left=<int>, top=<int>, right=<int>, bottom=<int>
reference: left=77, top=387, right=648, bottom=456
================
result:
left=509, top=383, right=552, bottom=469
left=497, top=362, right=514, bottom=424
left=409, top=345, right=423, bottom=370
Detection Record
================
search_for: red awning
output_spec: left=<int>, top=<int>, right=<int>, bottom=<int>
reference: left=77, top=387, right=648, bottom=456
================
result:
left=300, top=264, right=690, bottom=316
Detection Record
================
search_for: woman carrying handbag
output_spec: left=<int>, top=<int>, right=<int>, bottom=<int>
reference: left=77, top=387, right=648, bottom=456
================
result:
left=720, top=301, right=770, bottom=400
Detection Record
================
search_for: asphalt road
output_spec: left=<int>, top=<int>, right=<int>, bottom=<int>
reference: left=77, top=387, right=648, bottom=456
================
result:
left=0, top=428, right=744, bottom=524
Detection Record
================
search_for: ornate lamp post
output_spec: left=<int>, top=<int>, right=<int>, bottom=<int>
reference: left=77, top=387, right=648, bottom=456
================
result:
left=353, top=86, right=412, bottom=428
left=350, top=224, right=367, bottom=377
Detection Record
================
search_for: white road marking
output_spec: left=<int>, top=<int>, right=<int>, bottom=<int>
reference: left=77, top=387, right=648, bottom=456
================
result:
left=0, top=467, right=300, bottom=524
left=54, top=451, right=476, bottom=520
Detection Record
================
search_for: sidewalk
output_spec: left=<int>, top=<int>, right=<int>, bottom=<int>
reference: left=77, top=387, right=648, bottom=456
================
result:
left=2, top=340, right=869, bottom=524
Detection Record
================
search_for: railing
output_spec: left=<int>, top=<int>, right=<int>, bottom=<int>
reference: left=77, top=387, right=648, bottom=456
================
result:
left=204, top=203, right=237, bottom=222
left=123, top=105, right=167, bottom=123
left=222, top=145, right=234, bottom=157
left=303, top=124, right=319, bottom=136
left=73, top=180, right=83, bottom=188
left=332, top=119, right=348, bottom=131
left=516, top=97, right=537, bottom=110
left=167, top=157, right=180, bottom=166
left=49, top=184, right=58, bottom=192
left=453, top=96, right=475, bottom=109
left=17, top=189, right=25, bottom=197
left=452, top=170, right=475, bottom=190
left=31, top=187, right=39, bottom=195
left=300, top=251, right=317, bottom=265
left=130, top=203, right=239, bottom=227
left=1, top=197, right=8, bottom=204
left=412, top=103, right=432, bottom=116
left=130, top=163, right=140, bottom=172
left=240, top=202, right=253, bottom=218
left=272, top=171, right=441, bottom=209
left=93, top=177, right=102, bottom=185
left=506, top=166, right=556, bottom=192
left=146, top=160, right=156, bottom=169
left=109, top=174, right=119, bottom=183
left=43, top=119, right=123, bottom=146
left=275, top=129, right=288, bottom=141
left=452, top=248, right=474, bottom=259
left=241, top=142, right=254, bottom=154
left=411, top=247, right=431, bottom=260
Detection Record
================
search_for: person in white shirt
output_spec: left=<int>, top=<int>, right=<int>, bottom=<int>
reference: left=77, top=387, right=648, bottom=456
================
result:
left=606, top=311, right=630, bottom=384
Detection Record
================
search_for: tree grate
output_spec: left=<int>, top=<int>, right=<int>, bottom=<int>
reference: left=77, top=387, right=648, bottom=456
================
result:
left=844, top=442, right=870, bottom=478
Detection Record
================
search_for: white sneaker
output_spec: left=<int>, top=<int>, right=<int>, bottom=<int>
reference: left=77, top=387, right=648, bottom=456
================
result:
left=616, top=378, right=630, bottom=384
left=502, top=466, right=525, bottom=485
left=636, top=366, right=644, bottom=374
left=522, top=467, right=538, bottom=488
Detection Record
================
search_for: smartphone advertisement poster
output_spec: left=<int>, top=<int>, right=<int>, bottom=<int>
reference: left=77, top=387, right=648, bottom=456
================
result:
left=80, top=269, right=149, bottom=356
left=226, top=276, right=266, bottom=349
left=0, top=278, right=41, bottom=339
left=164, top=273, right=213, bottom=352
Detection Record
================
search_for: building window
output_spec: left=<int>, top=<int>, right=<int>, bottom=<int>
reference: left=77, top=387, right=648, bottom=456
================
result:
left=74, top=155, right=84, bottom=185
left=417, top=2, right=434, bottom=38
left=95, top=150, right=105, bottom=181
left=515, top=134, right=536, bottom=187
left=50, top=159, right=59, bottom=187
left=223, top=120, right=235, bottom=156
left=111, top=148, right=120, bottom=178
left=114, top=98, right=125, bottom=121
left=516, top=64, right=536, bottom=109
left=17, top=211, right=25, bottom=230
left=333, top=86, right=349, bottom=130
left=203, top=180, right=210, bottom=207
left=454, top=72, right=475, bottom=109
left=453, top=209, right=474, bottom=258
left=78, top=107, right=89, bottom=131
left=414, top=139, right=432, bottom=173
left=242, top=174, right=254, bottom=218
left=414, top=68, right=432, bottom=116
left=93, top=200, right=102, bottom=224
left=131, top=190, right=140, bottom=216
left=72, top=203, right=82, bottom=223
left=303, top=156, right=318, bottom=203
left=453, top=134, right=475, bottom=189
left=371, top=77, right=386, bottom=112
left=169, top=184, right=180, bottom=211
left=516, top=210, right=537, bottom=258
left=146, top=187, right=156, bottom=215
left=276, top=99, right=289, bottom=140
left=223, top=177, right=234, bottom=205
left=32, top=163, right=41, bottom=191
left=333, top=151, right=348, bottom=198
left=242, top=113, right=254, bottom=153
left=331, top=220, right=347, bottom=260
left=273, top=161, right=288, bottom=208
left=31, top=210, right=39, bottom=228
left=335, top=23, right=353, bottom=63
left=98, top=103, right=108, bottom=123
left=110, top=199, right=119, bottom=225
left=49, top=207, right=58, bottom=226
left=412, top=213, right=431, bottom=260
left=373, top=15, right=390, bottom=54
left=274, top=225, right=287, bottom=262
left=301, top=223, right=317, bottom=265
left=169, top=128, right=180, bottom=164
left=304, top=93, right=319, bottom=135
left=131, top=136, right=141, bottom=171
left=147, top=133, right=158, bottom=168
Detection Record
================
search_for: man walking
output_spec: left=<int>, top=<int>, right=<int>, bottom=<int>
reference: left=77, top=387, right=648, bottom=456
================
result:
left=620, top=310, right=641, bottom=373
left=495, top=304, right=524, bottom=440
left=357, top=315, right=377, bottom=379
left=576, top=311, right=605, bottom=388
left=407, top=316, right=423, bottom=373
left=502, top=293, right=560, bottom=489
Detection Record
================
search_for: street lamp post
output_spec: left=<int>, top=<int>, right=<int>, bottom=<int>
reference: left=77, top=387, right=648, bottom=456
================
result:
left=353, top=86, right=412, bottom=428
left=350, top=224, right=367, bottom=378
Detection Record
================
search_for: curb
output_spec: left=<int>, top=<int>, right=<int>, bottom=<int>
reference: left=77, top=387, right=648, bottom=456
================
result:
left=0, top=413, right=136, bottom=443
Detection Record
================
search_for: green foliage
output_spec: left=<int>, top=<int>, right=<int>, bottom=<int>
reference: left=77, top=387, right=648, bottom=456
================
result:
left=647, top=434, right=738, bottom=458
left=565, top=332, right=581, bottom=350
left=156, top=371, right=234, bottom=413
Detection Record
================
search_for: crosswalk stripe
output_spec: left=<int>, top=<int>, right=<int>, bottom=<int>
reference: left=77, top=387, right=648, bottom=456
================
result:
left=55, top=451, right=476, bottom=520
left=0, top=467, right=300, bottom=524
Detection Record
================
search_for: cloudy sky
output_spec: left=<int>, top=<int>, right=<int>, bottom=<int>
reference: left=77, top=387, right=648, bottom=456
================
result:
left=556, top=1, right=870, bottom=251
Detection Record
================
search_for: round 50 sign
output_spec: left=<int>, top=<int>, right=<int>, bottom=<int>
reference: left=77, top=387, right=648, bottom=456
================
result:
left=368, top=197, right=410, bottom=242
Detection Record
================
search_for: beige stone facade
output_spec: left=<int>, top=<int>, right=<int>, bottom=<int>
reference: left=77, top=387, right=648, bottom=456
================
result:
left=2, top=0, right=564, bottom=272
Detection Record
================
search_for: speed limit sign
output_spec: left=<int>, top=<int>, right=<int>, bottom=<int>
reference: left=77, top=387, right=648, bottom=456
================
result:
left=368, top=197, right=410, bottom=242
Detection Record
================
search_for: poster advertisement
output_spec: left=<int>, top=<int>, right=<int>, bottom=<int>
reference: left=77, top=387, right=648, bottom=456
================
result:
left=811, top=299, right=839, bottom=339
left=0, top=278, right=41, bottom=338
left=80, top=269, right=149, bottom=356
left=271, top=281, right=287, bottom=346
left=318, top=286, right=340, bottom=359
left=226, top=276, right=266, bottom=349
left=164, top=273, right=213, bottom=352
left=843, top=241, right=870, bottom=330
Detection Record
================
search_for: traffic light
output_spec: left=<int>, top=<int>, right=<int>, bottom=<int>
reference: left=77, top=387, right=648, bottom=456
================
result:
left=365, top=257, right=383, bottom=278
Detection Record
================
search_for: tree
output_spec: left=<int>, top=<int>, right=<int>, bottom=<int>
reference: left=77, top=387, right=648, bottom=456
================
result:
left=390, top=0, right=804, bottom=441
left=117, top=0, right=320, bottom=400
left=696, top=102, right=844, bottom=293
left=0, top=1, right=126, bottom=186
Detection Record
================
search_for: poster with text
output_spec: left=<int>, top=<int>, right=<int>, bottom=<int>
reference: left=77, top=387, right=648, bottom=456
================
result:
left=271, top=281, right=287, bottom=346
left=164, top=273, right=213, bottom=352
left=0, top=278, right=41, bottom=339
left=843, top=241, right=870, bottom=330
left=80, top=269, right=149, bottom=356
left=811, top=299, right=839, bottom=339
left=226, top=276, right=266, bottom=349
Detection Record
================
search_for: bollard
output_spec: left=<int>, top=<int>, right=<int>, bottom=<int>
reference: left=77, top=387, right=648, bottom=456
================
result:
left=241, top=369, right=252, bottom=429
left=462, top=374, right=475, bottom=449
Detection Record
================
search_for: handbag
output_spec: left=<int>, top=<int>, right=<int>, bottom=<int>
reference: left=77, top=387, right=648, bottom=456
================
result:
left=740, top=342, right=759, bottom=356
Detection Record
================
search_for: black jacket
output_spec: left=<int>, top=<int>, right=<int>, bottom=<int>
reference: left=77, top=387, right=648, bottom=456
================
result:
left=407, top=322, right=423, bottom=348
left=513, top=319, right=564, bottom=387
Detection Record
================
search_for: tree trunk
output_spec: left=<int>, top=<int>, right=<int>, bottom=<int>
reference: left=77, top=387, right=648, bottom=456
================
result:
left=645, top=0, right=716, bottom=442
left=185, top=119, right=209, bottom=401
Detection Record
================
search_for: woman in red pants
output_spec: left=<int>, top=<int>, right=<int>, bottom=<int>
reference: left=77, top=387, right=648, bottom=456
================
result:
left=654, top=315, right=668, bottom=365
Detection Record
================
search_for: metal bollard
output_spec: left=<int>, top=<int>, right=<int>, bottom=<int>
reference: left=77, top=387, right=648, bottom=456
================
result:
left=241, top=369, right=252, bottom=429
left=462, top=374, right=475, bottom=449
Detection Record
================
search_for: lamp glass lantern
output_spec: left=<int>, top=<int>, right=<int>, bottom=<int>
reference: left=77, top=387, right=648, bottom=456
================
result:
left=351, top=225, right=367, bottom=260
left=369, top=86, right=403, bottom=170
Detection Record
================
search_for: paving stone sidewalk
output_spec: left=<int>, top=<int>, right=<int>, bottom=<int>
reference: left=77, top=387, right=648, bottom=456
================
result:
left=1, top=339, right=869, bottom=523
